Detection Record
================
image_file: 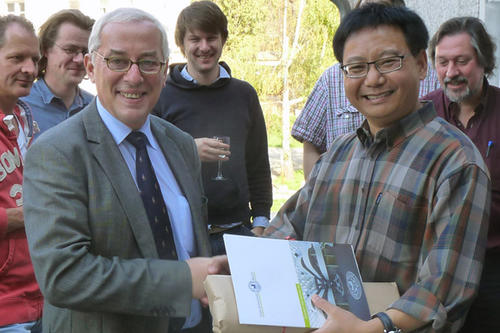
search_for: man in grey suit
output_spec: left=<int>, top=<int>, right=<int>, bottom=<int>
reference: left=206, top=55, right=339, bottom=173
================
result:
left=23, top=8, right=227, bottom=333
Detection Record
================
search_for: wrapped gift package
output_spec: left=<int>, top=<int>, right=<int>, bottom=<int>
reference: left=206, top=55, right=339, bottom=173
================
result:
left=204, top=275, right=400, bottom=333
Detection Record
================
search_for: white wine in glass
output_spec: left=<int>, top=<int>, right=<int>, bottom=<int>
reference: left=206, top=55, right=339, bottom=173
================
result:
left=212, top=136, right=230, bottom=181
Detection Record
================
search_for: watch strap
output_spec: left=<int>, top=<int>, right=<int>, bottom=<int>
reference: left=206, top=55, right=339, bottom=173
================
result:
left=372, top=312, right=400, bottom=333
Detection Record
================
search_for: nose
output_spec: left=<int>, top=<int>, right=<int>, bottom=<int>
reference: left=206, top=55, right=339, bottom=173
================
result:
left=72, top=52, right=85, bottom=63
left=364, top=63, right=385, bottom=86
left=445, top=61, right=459, bottom=78
left=123, top=62, right=144, bottom=84
left=22, top=59, right=37, bottom=76
left=199, top=39, right=210, bottom=51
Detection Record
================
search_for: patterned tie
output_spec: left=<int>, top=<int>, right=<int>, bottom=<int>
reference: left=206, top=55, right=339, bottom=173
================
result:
left=126, top=131, right=178, bottom=260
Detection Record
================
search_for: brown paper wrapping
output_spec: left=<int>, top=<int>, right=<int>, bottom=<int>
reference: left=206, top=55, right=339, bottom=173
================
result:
left=204, top=275, right=399, bottom=333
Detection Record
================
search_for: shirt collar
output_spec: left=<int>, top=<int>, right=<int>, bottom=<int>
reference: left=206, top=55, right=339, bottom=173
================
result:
left=35, top=78, right=57, bottom=105
left=95, top=97, right=159, bottom=150
left=180, top=64, right=230, bottom=84
left=357, top=101, right=436, bottom=150
left=35, top=78, right=87, bottom=108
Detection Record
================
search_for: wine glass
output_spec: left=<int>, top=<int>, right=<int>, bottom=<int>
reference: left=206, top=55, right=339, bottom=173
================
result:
left=212, top=136, right=230, bottom=181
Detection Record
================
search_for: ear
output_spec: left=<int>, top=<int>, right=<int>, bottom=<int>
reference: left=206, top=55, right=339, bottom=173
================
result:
left=415, top=49, right=428, bottom=81
left=84, top=53, right=95, bottom=83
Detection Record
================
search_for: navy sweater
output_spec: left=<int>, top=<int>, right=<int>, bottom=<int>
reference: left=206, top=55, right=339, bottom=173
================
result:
left=153, top=62, right=272, bottom=226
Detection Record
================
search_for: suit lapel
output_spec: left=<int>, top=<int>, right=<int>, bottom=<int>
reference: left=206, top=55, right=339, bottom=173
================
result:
left=82, top=103, right=159, bottom=258
left=151, top=121, right=199, bottom=213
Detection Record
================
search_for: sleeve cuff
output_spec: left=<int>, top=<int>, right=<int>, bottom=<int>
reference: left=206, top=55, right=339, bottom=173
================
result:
left=252, top=216, right=269, bottom=228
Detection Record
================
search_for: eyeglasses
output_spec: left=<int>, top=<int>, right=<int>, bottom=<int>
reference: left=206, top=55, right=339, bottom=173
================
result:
left=55, top=43, right=88, bottom=57
left=341, top=55, right=405, bottom=78
left=93, top=51, right=166, bottom=75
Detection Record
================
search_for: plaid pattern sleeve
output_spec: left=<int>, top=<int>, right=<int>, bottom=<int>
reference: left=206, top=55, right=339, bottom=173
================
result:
left=267, top=103, right=490, bottom=331
left=419, top=64, right=441, bottom=97
left=292, top=64, right=366, bottom=153
left=291, top=67, right=331, bottom=152
left=391, top=160, right=490, bottom=331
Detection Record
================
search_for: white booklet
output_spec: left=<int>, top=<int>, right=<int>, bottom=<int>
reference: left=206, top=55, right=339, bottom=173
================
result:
left=224, top=234, right=370, bottom=329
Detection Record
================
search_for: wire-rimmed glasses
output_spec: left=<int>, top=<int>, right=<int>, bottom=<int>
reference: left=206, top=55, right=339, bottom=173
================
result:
left=340, top=55, right=405, bottom=78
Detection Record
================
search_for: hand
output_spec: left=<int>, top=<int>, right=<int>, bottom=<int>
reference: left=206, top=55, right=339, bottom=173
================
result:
left=251, top=226, right=265, bottom=236
left=311, top=295, right=375, bottom=333
left=186, top=255, right=230, bottom=304
left=6, top=207, right=24, bottom=233
left=195, top=138, right=230, bottom=162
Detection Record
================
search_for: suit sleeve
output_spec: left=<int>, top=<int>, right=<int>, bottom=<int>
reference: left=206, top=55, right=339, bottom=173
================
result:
left=23, top=138, right=193, bottom=319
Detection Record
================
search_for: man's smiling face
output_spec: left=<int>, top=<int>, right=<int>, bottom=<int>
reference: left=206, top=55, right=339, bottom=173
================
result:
left=342, top=25, right=427, bottom=134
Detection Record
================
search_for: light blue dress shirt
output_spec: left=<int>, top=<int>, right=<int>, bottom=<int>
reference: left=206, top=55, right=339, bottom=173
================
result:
left=96, top=98, right=201, bottom=328
left=21, top=78, right=93, bottom=140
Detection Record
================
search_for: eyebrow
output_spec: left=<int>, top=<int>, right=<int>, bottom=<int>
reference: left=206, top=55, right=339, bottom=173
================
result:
left=60, top=43, right=87, bottom=48
left=106, top=49, right=159, bottom=58
left=344, top=49, right=402, bottom=63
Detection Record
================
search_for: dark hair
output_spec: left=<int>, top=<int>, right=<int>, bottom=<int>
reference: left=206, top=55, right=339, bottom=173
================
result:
left=333, top=4, right=428, bottom=64
left=38, top=9, right=94, bottom=78
left=354, top=0, right=406, bottom=9
left=175, top=1, right=228, bottom=54
left=0, top=15, right=36, bottom=49
left=429, top=17, right=496, bottom=77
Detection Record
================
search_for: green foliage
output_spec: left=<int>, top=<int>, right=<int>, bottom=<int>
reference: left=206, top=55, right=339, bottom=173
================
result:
left=263, top=100, right=301, bottom=148
left=271, top=168, right=305, bottom=213
left=212, top=0, right=341, bottom=145
left=291, top=0, right=340, bottom=98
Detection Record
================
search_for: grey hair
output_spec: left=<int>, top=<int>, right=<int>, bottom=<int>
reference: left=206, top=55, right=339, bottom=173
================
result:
left=88, top=7, right=169, bottom=61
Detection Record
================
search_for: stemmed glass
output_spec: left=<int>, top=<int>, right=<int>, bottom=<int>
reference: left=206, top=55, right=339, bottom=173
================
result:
left=213, top=136, right=230, bottom=181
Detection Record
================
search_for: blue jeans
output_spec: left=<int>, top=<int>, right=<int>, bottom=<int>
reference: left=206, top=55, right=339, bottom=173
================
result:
left=0, top=320, right=42, bottom=333
left=209, top=224, right=254, bottom=255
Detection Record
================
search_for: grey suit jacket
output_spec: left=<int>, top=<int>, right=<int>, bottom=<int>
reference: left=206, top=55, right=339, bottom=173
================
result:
left=23, top=100, right=211, bottom=333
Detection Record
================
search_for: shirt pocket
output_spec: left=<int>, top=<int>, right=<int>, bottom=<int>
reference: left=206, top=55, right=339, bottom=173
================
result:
left=364, top=190, right=428, bottom=264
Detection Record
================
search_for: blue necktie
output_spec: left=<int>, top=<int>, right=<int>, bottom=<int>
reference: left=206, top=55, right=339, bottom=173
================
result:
left=126, top=131, right=178, bottom=260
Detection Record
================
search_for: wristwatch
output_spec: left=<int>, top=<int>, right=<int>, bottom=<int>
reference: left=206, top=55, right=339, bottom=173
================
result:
left=372, top=312, right=402, bottom=333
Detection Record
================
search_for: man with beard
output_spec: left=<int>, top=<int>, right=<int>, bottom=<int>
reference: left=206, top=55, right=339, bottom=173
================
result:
left=154, top=1, right=272, bottom=254
left=423, top=16, right=500, bottom=332
left=22, top=9, right=94, bottom=139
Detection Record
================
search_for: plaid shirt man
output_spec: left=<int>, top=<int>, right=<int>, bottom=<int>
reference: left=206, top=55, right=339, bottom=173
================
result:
left=266, top=102, right=490, bottom=331
left=292, top=63, right=440, bottom=153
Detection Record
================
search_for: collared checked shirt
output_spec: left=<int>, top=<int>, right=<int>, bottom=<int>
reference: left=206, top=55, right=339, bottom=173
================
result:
left=266, top=103, right=490, bottom=332
left=292, top=63, right=440, bottom=153
left=21, top=78, right=93, bottom=140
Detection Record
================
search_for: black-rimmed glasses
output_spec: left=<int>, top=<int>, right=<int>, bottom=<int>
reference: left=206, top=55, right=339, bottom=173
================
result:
left=55, top=43, right=88, bottom=57
left=93, top=51, right=165, bottom=75
left=341, top=55, right=405, bottom=78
